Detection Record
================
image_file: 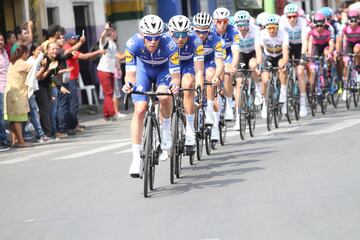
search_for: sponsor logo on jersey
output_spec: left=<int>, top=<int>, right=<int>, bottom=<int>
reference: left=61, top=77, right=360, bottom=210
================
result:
left=195, top=45, right=204, bottom=55
left=233, top=34, right=240, bottom=43
left=215, top=41, right=222, bottom=52
left=170, top=51, right=180, bottom=65
left=125, top=50, right=133, bottom=63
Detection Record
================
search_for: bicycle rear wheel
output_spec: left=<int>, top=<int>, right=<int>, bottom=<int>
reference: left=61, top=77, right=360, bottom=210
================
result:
left=176, top=115, right=185, bottom=179
left=195, top=106, right=204, bottom=161
left=219, top=117, right=227, bottom=146
left=266, top=79, right=274, bottom=132
left=238, top=83, right=247, bottom=140
left=143, top=118, right=153, bottom=198
left=248, top=84, right=256, bottom=137
left=205, top=126, right=211, bottom=155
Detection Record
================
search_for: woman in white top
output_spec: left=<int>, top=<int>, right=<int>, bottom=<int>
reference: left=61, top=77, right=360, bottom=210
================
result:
left=97, top=22, right=123, bottom=120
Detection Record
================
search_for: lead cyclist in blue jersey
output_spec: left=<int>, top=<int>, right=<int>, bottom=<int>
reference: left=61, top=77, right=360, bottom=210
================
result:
left=123, top=15, right=181, bottom=178
left=192, top=12, right=225, bottom=141
left=167, top=15, right=205, bottom=147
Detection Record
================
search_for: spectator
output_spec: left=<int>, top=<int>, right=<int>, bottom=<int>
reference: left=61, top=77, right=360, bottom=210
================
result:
left=3, top=45, right=32, bottom=147
left=0, top=32, right=10, bottom=151
left=36, top=42, right=71, bottom=139
left=24, top=43, right=48, bottom=142
left=11, top=21, right=33, bottom=57
left=60, top=32, right=105, bottom=133
left=97, top=22, right=123, bottom=121
left=113, top=59, right=127, bottom=119
left=4, top=31, right=16, bottom=60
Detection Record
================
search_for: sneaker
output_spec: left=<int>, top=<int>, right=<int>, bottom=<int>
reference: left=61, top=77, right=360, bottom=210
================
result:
left=205, top=109, right=214, bottom=125
left=161, top=127, right=172, bottom=150
left=255, top=92, right=263, bottom=106
left=115, top=112, right=127, bottom=119
left=233, top=114, right=240, bottom=131
left=261, top=103, right=267, bottom=119
left=129, top=154, right=143, bottom=178
left=300, top=105, right=308, bottom=117
left=0, top=144, right=10, bottom=152
left=185, top=128, right=195, bottom=146
left=211, top=126, right=220, bottom=141
left=281, top=103, right=287, bottom=114
left=342, top=90, right=348, bottom=101
left=67, top=129, right=76, bottom=136
left=74, top=126, right=85, bottom=133
left=38, top=136, right=49, bottom=143
left=56, top=132, right=68, bottom=139
left=224, top=104, right=234, bottom=121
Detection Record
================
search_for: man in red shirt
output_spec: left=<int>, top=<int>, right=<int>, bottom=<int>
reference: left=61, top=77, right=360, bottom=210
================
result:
left=61, top=32, right=105, bottom=134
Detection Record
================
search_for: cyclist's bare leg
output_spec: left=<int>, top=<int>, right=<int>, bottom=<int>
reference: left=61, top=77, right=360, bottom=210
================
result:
left=131, top=101, right=148, bottom=145
left=182, top=73, right=195, bottom=115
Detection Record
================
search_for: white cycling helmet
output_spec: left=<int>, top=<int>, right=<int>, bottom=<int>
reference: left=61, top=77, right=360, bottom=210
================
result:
left=139, top=15, right=164, bottom=35
left=168, top=15, right=191, bottom=32
left=256, top=12, right=269, bottom=27
left=234, top=10, right=251, bottom=23
left=265, top=14, right=280, bottom=26
left=193, top=12, right=212, bottom=28
left=284, top=3, right=299, bottom=15
left=213, top=7, right=230, bottom=20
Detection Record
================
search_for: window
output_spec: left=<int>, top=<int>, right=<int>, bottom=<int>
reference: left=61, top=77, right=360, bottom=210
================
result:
left=47, top=7, right=59, bottom=26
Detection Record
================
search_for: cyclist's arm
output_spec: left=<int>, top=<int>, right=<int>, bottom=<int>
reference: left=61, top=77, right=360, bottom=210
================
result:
left=214, top=56, right=224, bottom=79
left=255, top=43, right=263, bottom=65
left=307, top=35, right=313, bottom=56
left=125, top=70, right=136, bottom=86
left=329, top=39, right=335, bottom=53
left=301, top=25, right=309, bottom=55
left=231, top=34, right=240, bottom=71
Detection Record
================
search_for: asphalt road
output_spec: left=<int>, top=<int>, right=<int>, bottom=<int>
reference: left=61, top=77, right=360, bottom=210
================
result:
left=1, top=102, right=360, bottom=240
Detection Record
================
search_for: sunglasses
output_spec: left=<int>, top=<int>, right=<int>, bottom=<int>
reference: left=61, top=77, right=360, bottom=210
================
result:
left=287, top=15, right=298, bottom=19
left=315, top=24, right=324, bottom=28
left=172, top=31, right=188, bottom=39
left=216, top=19, right=229, bottom=24
left=144, top=35, right=162, bottom=41
left=237, top=22, right=249, bottom=27
left=349, top=18, right=358, bottom=23
left=195, top=29, right=209, bottom=35
left=266, top=26, right=277, bottom=31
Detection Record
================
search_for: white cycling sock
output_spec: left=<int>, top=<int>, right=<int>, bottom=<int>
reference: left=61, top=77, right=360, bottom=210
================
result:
left=300, top=93, right=306, bottom=106
left=213, top=111, right=220, bottom=126
left=207, top=100, right=214, bottom=112
left=162, top=117, right=171, bottom=129
left=132, top=144, right=141, bottom=158
left=186, top=114, right=195, bottom=132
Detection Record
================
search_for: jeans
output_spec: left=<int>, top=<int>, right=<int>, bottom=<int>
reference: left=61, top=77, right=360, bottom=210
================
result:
left=36, top=85, right=52, bottom=136
left=28, top=94, right=45, bottom=138
left=0, top=92, right=7, bottom=142
left=58, top=80, right=79, bottom=132
left=51, top=87, right=58, bottom=135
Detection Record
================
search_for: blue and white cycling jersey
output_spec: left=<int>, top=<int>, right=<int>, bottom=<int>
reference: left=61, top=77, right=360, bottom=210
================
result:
left=279, top=15, right=308, bottom=45
left=194, top=31, right=224, bottom=69
left=211, top=24, right=240, bottom=61
left=125, top=33, right=180, bottom=74
left=125, top=33, right=180, bottom=102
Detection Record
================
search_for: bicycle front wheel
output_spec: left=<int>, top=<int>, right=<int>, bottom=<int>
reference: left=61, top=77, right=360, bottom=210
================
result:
left=143, top=118, right=153, bottom=198
left=170, top=112, right=178, bottom=184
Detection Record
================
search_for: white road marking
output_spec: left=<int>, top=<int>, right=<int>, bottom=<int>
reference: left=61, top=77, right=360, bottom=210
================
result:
left=306, top=118, right=360, bottom=135
left=114, top=148, right=132, bottom=154
left=52, top=142, right=131, bottom=160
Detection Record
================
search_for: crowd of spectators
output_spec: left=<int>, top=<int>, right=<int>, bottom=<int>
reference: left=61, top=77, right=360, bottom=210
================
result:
left=0, top=21, right=126, bottom=152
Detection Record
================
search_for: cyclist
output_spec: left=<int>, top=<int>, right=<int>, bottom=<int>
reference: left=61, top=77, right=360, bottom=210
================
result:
left=280, top=3, right=309, bottom=117
left=212, top=7, right=240, bottom=121
left=123, top=15, right=181, bottom=178
left=192, top=12, right=225, bottom=141
left=255, top=14, right=289, bottom=119
left=307, top=13, right=335, bottom=92
left=167, top=15, right=205, bottom=147
left=338, top=10, right=360, bottom=99
left=255, top=12, right=269, bottom=30
left=233, top=10, right=261, bottom=130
